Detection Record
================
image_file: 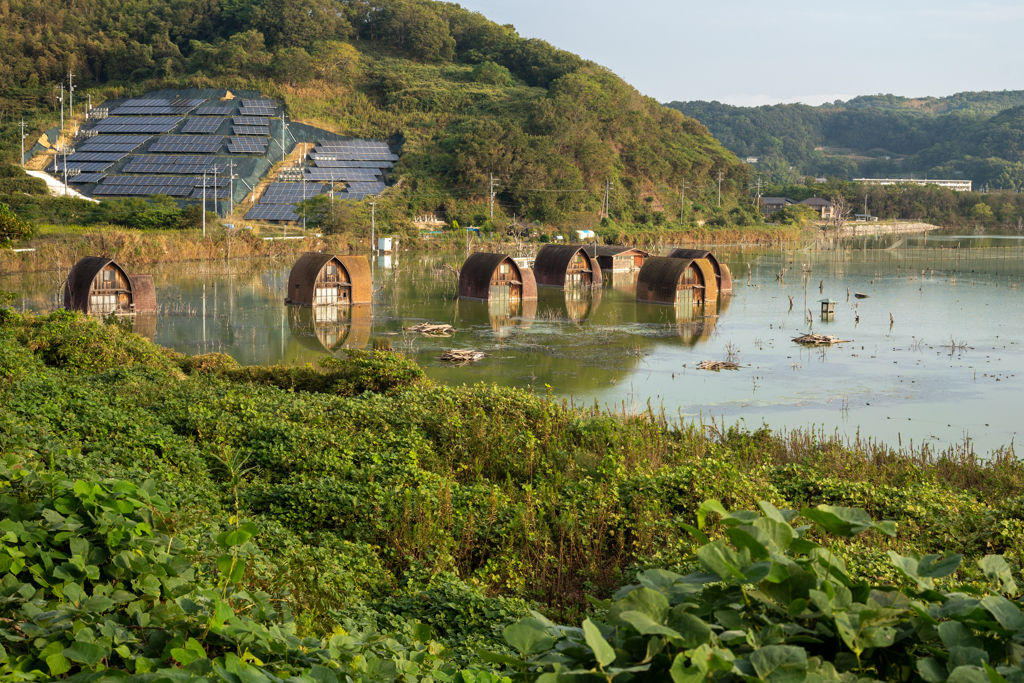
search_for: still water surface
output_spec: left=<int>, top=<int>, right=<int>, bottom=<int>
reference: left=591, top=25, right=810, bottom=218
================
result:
left=6, top=234, right=1024, bottom=456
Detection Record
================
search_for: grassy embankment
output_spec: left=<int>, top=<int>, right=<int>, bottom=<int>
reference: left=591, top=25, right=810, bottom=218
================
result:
left=2, top=308, right=1022, bottom=623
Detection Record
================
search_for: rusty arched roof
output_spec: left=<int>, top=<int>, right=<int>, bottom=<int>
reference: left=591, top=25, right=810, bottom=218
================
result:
left=286, top=252, right=371, bottom=306
left=64, top=256, right=130, bottom=313
left=667, top=248, right=730, bottom=292
left=636, top=256, right=706, bottom=304
left=533, top=244, right=600, bottom=287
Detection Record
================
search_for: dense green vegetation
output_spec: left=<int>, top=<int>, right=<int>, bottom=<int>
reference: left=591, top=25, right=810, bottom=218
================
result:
left=1, top=307, right=1024, bottom=680
left=0, top=0, right=747, bottom=232
left=669, top=91, right=1024, bottom=189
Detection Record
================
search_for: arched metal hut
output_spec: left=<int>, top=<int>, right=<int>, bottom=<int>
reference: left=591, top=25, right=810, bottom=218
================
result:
left=636, top=256, right=716, bottom=306
left=583, top=245, right=650, bottom=272
left=458, top=252, right=537, bottom=302
left=64, top=257, right=156, bottom=315
left=667, top=248, right=732, bottom=293
left=285, top=253, right=371, bottom=306
left=533, top=244, right=601, bottom=288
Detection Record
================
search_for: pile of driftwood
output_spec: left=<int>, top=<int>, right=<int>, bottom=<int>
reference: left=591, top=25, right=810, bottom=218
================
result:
left=407, top=322, right=456, bottom=335
left=697, top=360, right=740, bottom=371
left=792, top=334, right=851, bottom=346
left=439, top=349, right=485, bottom=364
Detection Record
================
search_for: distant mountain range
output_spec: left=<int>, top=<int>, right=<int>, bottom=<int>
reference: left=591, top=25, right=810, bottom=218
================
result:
left=667, top=91, right=1024, bottom=190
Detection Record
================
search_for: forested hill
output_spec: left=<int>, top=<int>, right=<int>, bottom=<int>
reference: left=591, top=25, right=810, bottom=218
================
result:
left=0, top=0, right=746, bottom=226
left=667, top=91, right=1024, bottom=190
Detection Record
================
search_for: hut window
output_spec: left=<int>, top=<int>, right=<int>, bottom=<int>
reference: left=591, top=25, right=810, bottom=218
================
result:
left=326, top=265, right=336, bottom=275
left=573, top=254, right=582, bottom=264
left=103, top=270, right=115, bottom=282
left=499, top=264, right=509, bottom=274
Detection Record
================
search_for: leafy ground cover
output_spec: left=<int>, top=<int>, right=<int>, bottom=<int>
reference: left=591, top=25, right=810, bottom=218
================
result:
left=0, top=309, right=1022, bottom=681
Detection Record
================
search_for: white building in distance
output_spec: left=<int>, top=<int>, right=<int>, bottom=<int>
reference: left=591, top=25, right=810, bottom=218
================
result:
left=854, top=178, right=972, bottom=192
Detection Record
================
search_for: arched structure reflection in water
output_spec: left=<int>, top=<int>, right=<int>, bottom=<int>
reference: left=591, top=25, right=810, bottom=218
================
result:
left=457, top=297, right=537, bottom=338
left=288, top=304, right=371, bottom=353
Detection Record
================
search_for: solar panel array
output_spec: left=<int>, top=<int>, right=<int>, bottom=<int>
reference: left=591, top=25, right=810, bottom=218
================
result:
left=233, top=116, right=270, bottom=126
left=189, top=187, right=231, bottom=199
left=93, top=117, right=183, bottom=133
left=78, top=136, right=152, bottom=152
left=123, top=162, right=225, bottom=175
left=233, top=125, right=270, bottom=136
left=131, top=155, right=214, bottom=166
left=227, top=137, right=268, bottom=153
left=56, top=152, right=128, bottom=163
left=314, top=159, right=394, bottom=169
left=94, top=184, right=195, bottom=197
left=47, top=161, right=114, bottom=173
left=150, top=135, right=224, bottom=153
left=182, top=117, right=225, bottom=134
left=196, top=105, right=234, bottom=116
left=246, top=204, right=299, bottom=221
left=304, top=168, right=381, bottom=182
left=68, top=173, right=107, bottom=183
left=239, top=106, right=275, bottom=117
left=260, top=182, right=327, bottom=204
left=102, top=176, right=226, bottom=187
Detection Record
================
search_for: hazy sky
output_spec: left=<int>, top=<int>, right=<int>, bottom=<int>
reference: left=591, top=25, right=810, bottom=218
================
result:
left=454, top=0, right=1024, bottom=106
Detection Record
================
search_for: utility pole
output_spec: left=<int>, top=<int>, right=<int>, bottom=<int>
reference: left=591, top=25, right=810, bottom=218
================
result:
left=302, top=173, right=307, bottom=231
left=370, top=201, right=377, bottom=253
left=679, top=181, right=688, bottom=223
left=228, top=160, right=235, bottom=215
left=718, top=170, right=724, bottom=207
left=19, top=120, right=27, bottom=167
left=68, top=72, right=75, bottom=118
left=489, top=173, right=500, bottom=221
left=281, top=118, right=288, bottom=163
left=202, top=171, right=207, bottom=238
left=603, top=178, right=611, bottom=219
left=58, top=87, right=64, bottom=131
left=213, top=165, right=219, bottom=217
left=87, top=94, right=91, bottom=114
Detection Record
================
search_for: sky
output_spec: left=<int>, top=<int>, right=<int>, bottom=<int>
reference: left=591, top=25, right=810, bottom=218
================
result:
left=452, top=0, right=1024, bottom=107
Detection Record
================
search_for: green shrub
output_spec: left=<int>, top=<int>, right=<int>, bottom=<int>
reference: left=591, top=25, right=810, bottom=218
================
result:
left=0, top=176, right=47, bottom=195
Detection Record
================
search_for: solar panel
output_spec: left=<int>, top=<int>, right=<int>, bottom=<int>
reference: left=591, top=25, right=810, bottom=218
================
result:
left=59, top=152, right=128, bottom=162
left=94, top=184, right=195, bottom=197
left=337, top=192, right=372, bottom=200
left=232, top=125, right=271, bottom=136
left=317, top=139, right=390, bottom=148
left=233, top=116, right=270, bottom=126
left=122, top=162, right=225, bottom=174
left=246, top=204, right=299, bottom=221
left=119, top=98, right=206, bottom=108
left=242, top=99, right=278, bottom=106
left=343, top=181, right=387, bottom=191
left=130, top=155, right=214, bottom=166
left=68, top=173, right=107, bottom=183
left=111, top=106, right=198, bottom=116
left=260, top=182, right=327, bottom=203
left=239, top=106, right=275, bottom=117
left=189, top=187, right=231, bottom=199
left=314, top=159, right=394, bottom=169
left=149, top=136, right=223, bottom=153
left=312, top=151, right=399, bottom=161
left=304, top=168, right=381, bottom=181
left=196, top=106, right=234, bottom=116
left=100, top=176, right=227, bottom=187
left=47, top=161, right=113, bottom=173
left=226, top=137, right=268, bottom=153
left=182, top=118, right=225, bottom=134
left=78, top=136, right=152, bottom=152
left=92, top=117, right=183, bottom=133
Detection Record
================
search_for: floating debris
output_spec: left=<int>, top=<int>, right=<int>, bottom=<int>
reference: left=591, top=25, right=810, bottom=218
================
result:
left=407, top=322, right=456, bottom=335
left=792, top=334, right=852, bottom=346
left=440, top=349, right=485, bottom=364
left=697, top=360, right=741, bottom=371
left=854, top=292, right=870, bottom=299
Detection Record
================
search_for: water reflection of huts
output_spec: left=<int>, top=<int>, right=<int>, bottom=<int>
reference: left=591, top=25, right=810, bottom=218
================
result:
left=288, top=304, right=371, bottom=352
left=457, top=252, right=537, bottom=302
left=64, top=257, right=156, bottom=315
left=667, top=248, right=733, bottom=293
left=533, top=244, right=601, bottom=287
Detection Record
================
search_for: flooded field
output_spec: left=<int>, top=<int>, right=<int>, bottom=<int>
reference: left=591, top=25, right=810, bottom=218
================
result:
left=6, top=232, right=1024, bottom=456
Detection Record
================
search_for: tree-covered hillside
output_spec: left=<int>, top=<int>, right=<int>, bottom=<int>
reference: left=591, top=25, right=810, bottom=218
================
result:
left=0, top=0, right=747, bottom=228
left=668, top=91, right=1024, bottom=190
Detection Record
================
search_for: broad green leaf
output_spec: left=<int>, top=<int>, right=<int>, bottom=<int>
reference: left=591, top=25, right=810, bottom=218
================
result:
left=583, top=618, right=616, bottom=669
left=62, top=641, right=107, bottom=666
left=216, top=528, right=253, bottom=548
left=980, top=595, right=1024, bottom=631
left=757, top=500, right=788, bottom=524
left=939, top=622, right=983, bottom=650
left=918, top=658, right=948, bottom=683
left=978, top=556, right=1018, bottom=595
left=753, top=517, right=795, bottom=551
left=503, top=618, right=555, bottom=656
left=949, top=647, right=989, bottom=669
left=670, top=654, right=704, bottom=683
left=46, top=653, right=71, bottom=676
left=749, top=645, right=808, bottom=683
left=919, top=554, right=962, bottom=578
left=801, top=505, right=896, bottom=538
left=609, top=586, right=669, bottom=625
left=680, top=523, right=710, bottom=546
left=982, top=663, right=1009, bottom=683
left=666, top=608, right=713, bottom=648
left=697, top=540, right=748, bottom=581
left=725, top=528, right=769, bottom=561
left=948, top=666, right=992, bottom=683
left=697, top=500, right=728, bottom=530
left=171, top=646, right=200, bottom=666
left=618, top=610, right=681, bottom=638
